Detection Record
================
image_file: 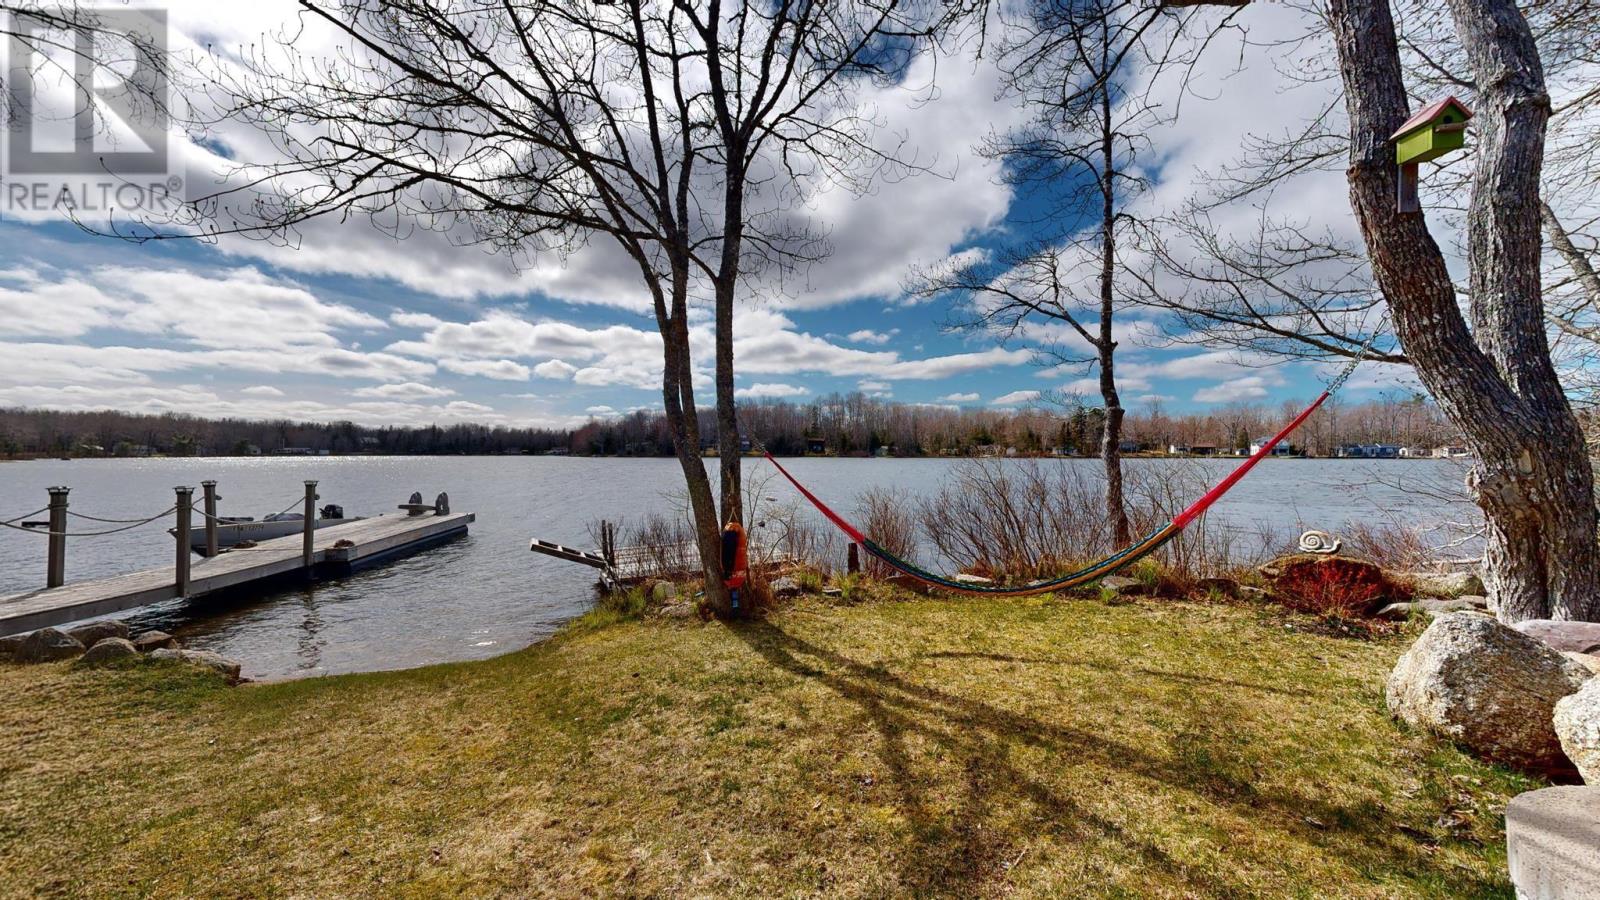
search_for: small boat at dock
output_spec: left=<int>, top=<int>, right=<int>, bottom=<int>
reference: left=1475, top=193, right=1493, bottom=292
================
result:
left=173, top=503, right=362, bottom=555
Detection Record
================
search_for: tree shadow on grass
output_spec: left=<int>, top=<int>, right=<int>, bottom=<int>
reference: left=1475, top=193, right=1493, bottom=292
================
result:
left=731, top=620, right=1506, bottom=898
left=916, top=650, right=1316, bottom=698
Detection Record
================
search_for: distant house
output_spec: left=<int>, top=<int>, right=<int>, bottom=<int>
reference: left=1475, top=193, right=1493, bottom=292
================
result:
left=805, top=438, right=826, bottom=454
left=270, top=447, right=315, bottom=456
left=1337, top=444, right=1400, bottom=459
left=1398, top=446, right=1432, bottom=459
left=1187, top=444, right=1219, bottom=456
left=1118, top=440, right=1142, bottom=453
left=544, top=447, right=569, bottom=456
left=1248, top=442, right=1297, bottom=457
left=1433, top=445, right=1471, bottom=459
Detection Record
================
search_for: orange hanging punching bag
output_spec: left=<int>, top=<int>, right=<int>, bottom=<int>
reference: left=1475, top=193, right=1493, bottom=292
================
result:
left=721, top=521, right=748, bottom=614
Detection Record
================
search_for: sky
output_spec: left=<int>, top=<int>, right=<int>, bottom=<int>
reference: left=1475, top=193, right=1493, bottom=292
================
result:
left=0, top=2, right=1437, bottom=431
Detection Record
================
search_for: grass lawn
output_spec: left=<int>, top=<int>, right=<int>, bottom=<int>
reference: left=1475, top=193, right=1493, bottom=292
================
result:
left=0, top=593, right=1538, bottom=898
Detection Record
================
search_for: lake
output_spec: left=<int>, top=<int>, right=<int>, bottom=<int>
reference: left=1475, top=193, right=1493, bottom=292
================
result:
left=0, top=455, right=1475, bottom=679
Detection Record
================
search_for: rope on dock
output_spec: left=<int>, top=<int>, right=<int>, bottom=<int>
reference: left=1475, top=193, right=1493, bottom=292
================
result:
left=0, top=505, right=178, bottom=538
left=1, top=506, right=49, bottom=526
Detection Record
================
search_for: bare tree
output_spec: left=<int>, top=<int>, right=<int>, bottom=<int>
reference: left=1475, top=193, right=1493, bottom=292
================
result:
left=912, top=0, right=1245, bottom=546
left=141, top=0, right=961, bottom=616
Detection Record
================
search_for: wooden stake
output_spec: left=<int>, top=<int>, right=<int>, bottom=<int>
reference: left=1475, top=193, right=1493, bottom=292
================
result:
left=46, top=487, right=68, bottom=589
left=201, top=480, right=219, bottom=558
left=303, top=481, right=318, bottom=571
left=174, top=487, right=193, bottom=597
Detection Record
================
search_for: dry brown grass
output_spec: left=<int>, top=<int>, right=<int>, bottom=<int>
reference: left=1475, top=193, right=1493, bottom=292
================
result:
left=0, top=594, right=1532, bottom=898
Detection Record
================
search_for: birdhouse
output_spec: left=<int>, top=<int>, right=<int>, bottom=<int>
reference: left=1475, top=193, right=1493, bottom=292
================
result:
left=1390, top=96, right=1472, bottom=213
left=1392, top=96, right=1473, bottom=165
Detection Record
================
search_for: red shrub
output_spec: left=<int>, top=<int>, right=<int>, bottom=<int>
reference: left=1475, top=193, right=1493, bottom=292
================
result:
left=1271, top=556, right=1399, bottom=619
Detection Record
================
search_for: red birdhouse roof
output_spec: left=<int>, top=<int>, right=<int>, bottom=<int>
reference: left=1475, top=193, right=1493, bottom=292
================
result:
left=1390, top=96, right=1473, bottom=140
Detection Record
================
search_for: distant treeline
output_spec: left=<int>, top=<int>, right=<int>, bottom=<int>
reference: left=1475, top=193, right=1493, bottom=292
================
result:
left=0, top=392, right=1464, bottom=459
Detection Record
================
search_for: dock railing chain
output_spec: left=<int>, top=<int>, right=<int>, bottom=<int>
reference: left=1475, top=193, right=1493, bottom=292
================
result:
left=0, top=506, right=177, bottom=537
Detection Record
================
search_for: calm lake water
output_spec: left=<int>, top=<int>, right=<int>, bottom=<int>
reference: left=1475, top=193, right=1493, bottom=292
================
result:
left=0, top=455, right=1474, bottom=680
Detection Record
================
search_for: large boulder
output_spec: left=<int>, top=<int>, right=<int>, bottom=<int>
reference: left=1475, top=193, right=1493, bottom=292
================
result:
left=13, top=628, right=85, bottom=664
left=74, top=637, right=139, bottom=668
left=148, top=648, right=242, bottom=684
left=1407, top=571, right=1485, bottom=598
left=131, top=630, right=180, bottom=653
left=1505, top=787, right=1600, bottom=898
left=1554, top=678, right=1600, bottom=785
left=66, top=621, right=129, bottom=648
left=0, top=634, right=25, bottom=661
left=1386, top=613, right=1591, bottom=774
left=1513, top=619, right=1600, bottom=655
left=1374, top=597, right=1489, bottom=620
left=1564, top=653, right=1600, bottom=676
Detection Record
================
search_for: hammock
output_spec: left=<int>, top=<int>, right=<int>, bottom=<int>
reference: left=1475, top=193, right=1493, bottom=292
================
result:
left=761, top=337, right=1379, bottom=597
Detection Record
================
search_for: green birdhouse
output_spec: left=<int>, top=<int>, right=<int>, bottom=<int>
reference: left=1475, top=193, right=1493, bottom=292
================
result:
left=1392, top=96, right=1473, bottom=165
left=1391, top=96, right=1472, bottom=213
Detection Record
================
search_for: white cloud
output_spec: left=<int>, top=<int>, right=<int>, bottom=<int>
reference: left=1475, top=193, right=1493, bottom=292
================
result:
left=438, top=359, right=531, bottom=381
left=240, top=385, right=284, bottom=397
left=847, top=329, right=898, bottom=345
left=585, top=405, right=619, bottom=416
left=939, top=391, right=980, bottom=403
left=735, top=383, right=810, bottom=399
left=533, top=359, right=579, bottom=379
left=992, top=390, right=1040, bottom=406
left=1193, top=376, right=1273, bottom=404
left=351, top=382, right=456, bottom=400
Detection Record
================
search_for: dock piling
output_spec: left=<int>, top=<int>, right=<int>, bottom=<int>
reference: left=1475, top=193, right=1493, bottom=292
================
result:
left=174, top=486, right=193, bottom=597
left=303, top=481, right=318, bottom=569
left=46, top=487, right=68, bottom=588
left=201, top=480, right=219, bottom=557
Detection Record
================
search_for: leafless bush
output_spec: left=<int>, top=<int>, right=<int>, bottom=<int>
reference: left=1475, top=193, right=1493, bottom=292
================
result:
left=856, top=488, right=919, bottom=579
left=1342, top=520, right=1438, bottom=572
left=914, top=459, right=1275, bottom=584
left=588, top=513, right=699, bottom=577
left=747, top=468, right=841, bottom=575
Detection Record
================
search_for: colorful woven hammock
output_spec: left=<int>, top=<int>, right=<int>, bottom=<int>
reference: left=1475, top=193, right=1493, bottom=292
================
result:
left=762, top=335, right=1379, bottom=597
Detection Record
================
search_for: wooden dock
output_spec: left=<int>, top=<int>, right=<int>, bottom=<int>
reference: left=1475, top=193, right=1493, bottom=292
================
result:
left=530, top=535, right=795, bottom=588
left=0, top=510, right=474, bottom=637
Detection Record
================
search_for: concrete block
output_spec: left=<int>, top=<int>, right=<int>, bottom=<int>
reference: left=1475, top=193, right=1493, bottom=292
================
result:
left=1506, top=786, right=1600, bottom=899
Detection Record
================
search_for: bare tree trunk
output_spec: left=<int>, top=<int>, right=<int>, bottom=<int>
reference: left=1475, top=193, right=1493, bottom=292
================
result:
left=1328, top=0, right=1600, bottom=622
left=714, top=171, right=745, bottom=533
left=657, top=258, right=731, bottom=616
left=1099, top=83, right=1131, bottom=547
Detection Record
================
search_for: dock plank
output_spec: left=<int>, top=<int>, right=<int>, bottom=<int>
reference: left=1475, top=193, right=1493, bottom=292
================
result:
left=0, top=511, right=474, bottom=636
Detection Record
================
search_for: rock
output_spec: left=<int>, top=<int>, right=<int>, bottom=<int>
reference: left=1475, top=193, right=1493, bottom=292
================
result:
left=1564, top=652, right=1600, bottom=676
left=148, top=648, right=243, bottom=684
left=1375, top=598, right=1489, bottom=620
left=1506, top=787, right=1600, bottom=898
left=131, top=630, right=179, bottom=652
left=950, top=573, right=994, bottom=586
left=1407, top=571, right=1485, bottom=598
left=657, top=602, right=696, bottom=619
left=13, top=628, right=85, bottom=664
left=1099, top=575, right=1148, bottom=596
left=75, top=637, right=138, bottom=667
left=649, top=582, right=678, bottom=604
left=1386, top=613, right=1591, bottom=773
left=1237, top=585, right=1275, bottom=603
left=1555, top=678, right=1600, bottom=785
left=884, top=573, right=932, bottom=596
left=1457, top=595, right=1489, bottom=609
left=770, top=577, right=801, bottom=598
left=1196, top=577, right=1240, bottom=598
left=0, top=633, right=25, bottom=661
left=1513, top=619, right=1600, bottom=655
left=66, top=621, right=129, bottom=647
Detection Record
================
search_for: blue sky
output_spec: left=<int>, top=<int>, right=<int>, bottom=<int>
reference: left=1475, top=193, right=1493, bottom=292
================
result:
left=0, top=2, right=1418, bottom=430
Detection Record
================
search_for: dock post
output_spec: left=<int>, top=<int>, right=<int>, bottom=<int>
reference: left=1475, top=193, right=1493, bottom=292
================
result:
left=46, top=486, right=68, bottom=588
left=174, top=486, right=193, bottom=597
left=847, top=542, right=860, bottom=575
left=201, top=480, right=219, bottom=557
left=303, top=480, right=318, bottom=570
